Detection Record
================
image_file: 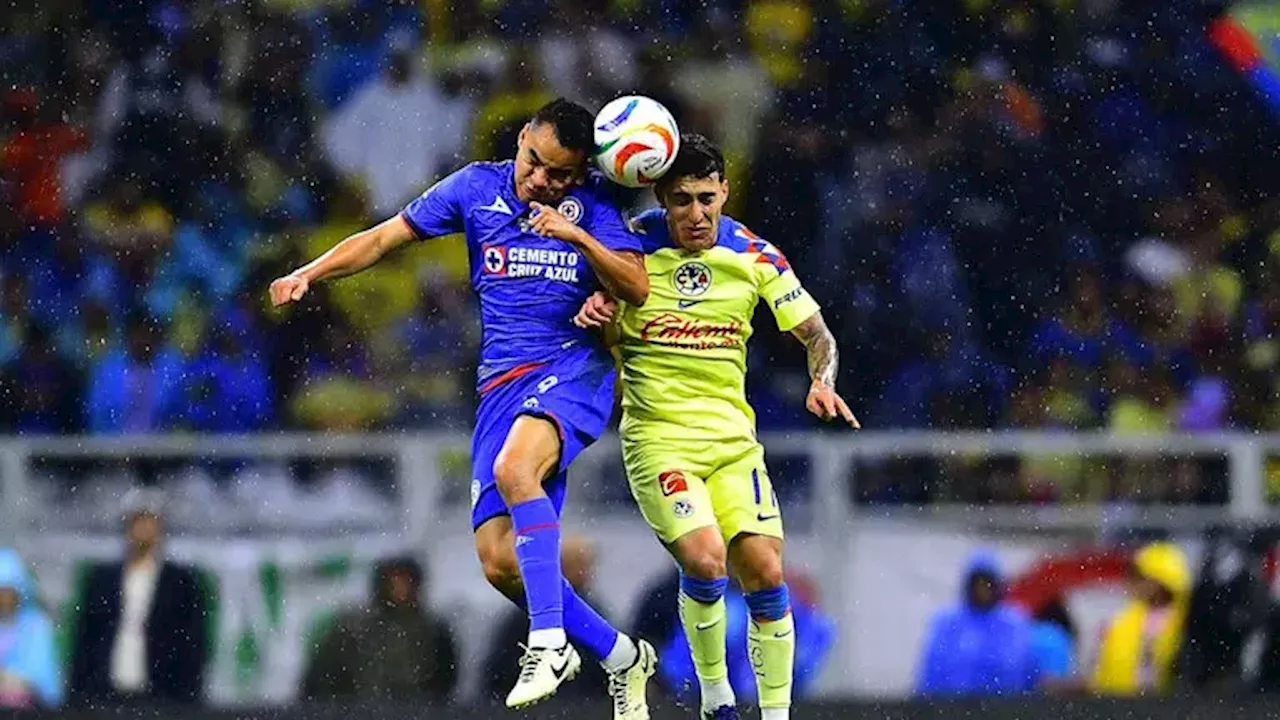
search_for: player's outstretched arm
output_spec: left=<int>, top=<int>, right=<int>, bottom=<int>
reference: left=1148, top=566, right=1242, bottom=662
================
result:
left=268, top=215, right=416, bottom=306
left=790, top=311, right=861, bottom=428
left=528, top=202, right=649, bottom=306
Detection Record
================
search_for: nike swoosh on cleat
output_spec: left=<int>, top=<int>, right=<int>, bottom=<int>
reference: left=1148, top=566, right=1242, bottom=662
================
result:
left=550, top=649, right=573, bottom=678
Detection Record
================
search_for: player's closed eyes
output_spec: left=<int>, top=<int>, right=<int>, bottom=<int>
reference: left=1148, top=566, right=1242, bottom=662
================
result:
left=529, top=151, right=574, bottom=183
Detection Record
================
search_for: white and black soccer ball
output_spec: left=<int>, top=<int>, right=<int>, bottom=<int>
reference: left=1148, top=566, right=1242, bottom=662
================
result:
left=593, top=95, right=681, bottom=188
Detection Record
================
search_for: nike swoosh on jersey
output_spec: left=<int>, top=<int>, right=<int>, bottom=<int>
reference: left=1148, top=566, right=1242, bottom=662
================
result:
left=772, top=629, right=793, bottom=639
left=694, top=618, right=722, bottom=631
left=479, top=195, right=512, bottom=215
left=756, top=513, right=779, bottom=522
left=677, top=300, right=703, bottom=308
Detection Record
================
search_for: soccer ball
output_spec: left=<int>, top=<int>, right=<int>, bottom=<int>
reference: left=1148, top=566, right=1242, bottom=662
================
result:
left=593, top=95, right=680, bottom=188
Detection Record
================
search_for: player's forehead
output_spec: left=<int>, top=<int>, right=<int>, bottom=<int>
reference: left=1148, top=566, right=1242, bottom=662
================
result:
left=524, top=122, right=584, bottom=170
left=664, top=173, right=724, bottom=196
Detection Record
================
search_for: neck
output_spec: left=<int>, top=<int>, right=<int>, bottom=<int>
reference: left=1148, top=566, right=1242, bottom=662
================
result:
left=127, top=549, right=155, bottom=568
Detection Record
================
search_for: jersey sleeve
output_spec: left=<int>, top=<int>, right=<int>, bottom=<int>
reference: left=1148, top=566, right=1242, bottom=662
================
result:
left=399, top=165, right=470, bottom=240
left=584, top=192, right=644, bottom=254
left=754, top=242, right=820, bottom=332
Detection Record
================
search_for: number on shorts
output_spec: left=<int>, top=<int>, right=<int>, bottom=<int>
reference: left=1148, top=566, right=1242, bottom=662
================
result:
left=752, top=468, right=778, bottom=510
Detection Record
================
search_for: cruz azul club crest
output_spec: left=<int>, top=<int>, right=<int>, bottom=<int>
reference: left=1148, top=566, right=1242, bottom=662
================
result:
left=557, top=197, right=584, bottom=224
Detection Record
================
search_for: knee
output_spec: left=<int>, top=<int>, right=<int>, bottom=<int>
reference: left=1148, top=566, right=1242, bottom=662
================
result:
left=679, top=545, right=728, bottom=582
left=736, top=549, right=785, bottom=593
left=476, top=535, right=522, bottom=595
left=493, top=453, right=538, bottom=503
left=678, top=542, right=729, bottom=604
left=741, top=558, right=785, bottom=592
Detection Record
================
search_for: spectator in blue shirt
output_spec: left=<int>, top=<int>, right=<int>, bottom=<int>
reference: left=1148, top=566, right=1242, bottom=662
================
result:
left=164, top=309, right=274, bottom=433
left=85, top=316, right=184, bottom=433
left=1029, top=597, right=1077, bottom=688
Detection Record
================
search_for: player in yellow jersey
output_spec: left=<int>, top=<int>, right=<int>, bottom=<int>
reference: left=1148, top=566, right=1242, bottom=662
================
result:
left=574, top=134, right=859, bottom=720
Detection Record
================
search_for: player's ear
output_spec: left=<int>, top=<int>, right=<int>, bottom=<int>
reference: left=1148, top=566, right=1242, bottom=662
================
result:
left=720, top=176, right=731, bottom=205
left=517, top=123, right=530, bottom=149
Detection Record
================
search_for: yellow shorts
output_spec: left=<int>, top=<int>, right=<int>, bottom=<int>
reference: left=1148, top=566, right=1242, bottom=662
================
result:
left=622, top=437, right=784, bottom=545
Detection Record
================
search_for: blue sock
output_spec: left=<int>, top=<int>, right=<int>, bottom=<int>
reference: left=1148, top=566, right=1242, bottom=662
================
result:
left=505, top=578, right=622, bottom=660
left=510, top=498, right=563, bottom=633
left=680, top=574, right=729, bottom=603
left=744, top=584, right=791, bottom=622
left=562, top=578, right=619, bottom=659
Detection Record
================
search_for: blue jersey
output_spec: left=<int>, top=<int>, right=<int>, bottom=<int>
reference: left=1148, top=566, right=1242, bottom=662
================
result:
left=400, top=160, right=642, bottom=387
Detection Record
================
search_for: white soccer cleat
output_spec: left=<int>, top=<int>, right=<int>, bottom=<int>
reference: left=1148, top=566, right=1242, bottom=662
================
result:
left=606, top=639, right=658, bottom=720
left=505, top=642, right=582, bottom=709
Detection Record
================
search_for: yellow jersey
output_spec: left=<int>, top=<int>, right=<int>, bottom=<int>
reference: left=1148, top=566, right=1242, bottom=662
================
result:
left=615, top=209, right=820, bottom=444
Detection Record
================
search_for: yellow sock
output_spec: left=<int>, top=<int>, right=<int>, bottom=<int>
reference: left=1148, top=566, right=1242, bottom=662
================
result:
left=748, top=612, right=794, bottom=711
left=678, top=591, right=734, bottom=708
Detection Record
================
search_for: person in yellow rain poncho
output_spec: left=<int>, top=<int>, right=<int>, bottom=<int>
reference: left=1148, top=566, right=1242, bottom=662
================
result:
left=1091, top=543, right=1191, bottom=696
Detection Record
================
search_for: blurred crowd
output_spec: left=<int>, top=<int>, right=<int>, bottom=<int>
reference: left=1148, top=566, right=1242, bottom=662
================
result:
left=4, top=1, right=1280, bottom=477
left=9, top=3, right=1280, bottom=707
left=0, top=495, right=835, bottom=709
left=8, top=498, right=1280, bottom=709
left=914, top=532, right=1280, bottom=701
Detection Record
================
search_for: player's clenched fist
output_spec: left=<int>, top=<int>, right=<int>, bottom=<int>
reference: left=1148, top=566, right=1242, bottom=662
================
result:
left=269, top=274, right=310, bottom=306
left=529, top=202, right=585, bottom=243
left=807, top=381, right=861, bottom=428
left=574, top=291, right=617, bottom=328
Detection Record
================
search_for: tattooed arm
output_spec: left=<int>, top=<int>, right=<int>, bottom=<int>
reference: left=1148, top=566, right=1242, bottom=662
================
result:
left=790, top=311, right=860, bottom=427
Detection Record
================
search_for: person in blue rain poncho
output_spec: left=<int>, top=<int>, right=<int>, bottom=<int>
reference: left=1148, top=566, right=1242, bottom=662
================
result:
left=915, top=550, right=1040, bottom=697
left=0, top=549, right=61, bottom=708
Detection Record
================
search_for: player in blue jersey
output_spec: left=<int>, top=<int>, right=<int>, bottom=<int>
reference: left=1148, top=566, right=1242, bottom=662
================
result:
left=269, top=99, right=657, bottom=718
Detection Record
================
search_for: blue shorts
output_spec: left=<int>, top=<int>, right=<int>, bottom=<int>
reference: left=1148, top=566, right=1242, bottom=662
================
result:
left=469, top=345, right=617, bottom=530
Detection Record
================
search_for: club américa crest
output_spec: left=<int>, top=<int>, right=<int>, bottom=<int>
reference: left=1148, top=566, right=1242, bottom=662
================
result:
left=673, top=261, right=712, bottom=297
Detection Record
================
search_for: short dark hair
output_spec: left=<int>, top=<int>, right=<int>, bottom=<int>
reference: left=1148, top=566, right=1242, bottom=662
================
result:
left=655, top=133, right=726, bottom=192
left=374, top=556, right=424, bottom=601
left=530, top=98, right=595, bottom=157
